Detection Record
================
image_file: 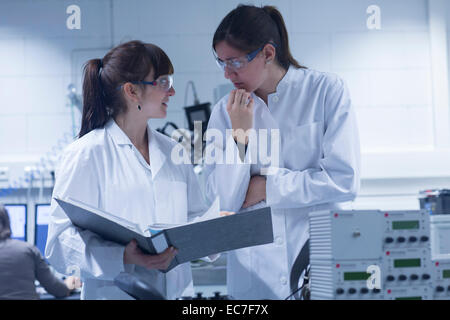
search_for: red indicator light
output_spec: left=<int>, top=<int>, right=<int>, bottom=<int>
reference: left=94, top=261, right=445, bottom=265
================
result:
left=387, top=290, right=391, bottom=294
left=386, top=251, right=390, bottom=256
left=334, top=213, right=338, bottom=218
left=384, top=213, right=389, bottom=217
left=436, top=262, right=440, bottom=267
left=336, top=264, right=340, bottom=268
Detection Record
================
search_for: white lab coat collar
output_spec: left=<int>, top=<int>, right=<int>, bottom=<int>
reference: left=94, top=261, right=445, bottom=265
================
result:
left=105, top=118, right=166, bottom=178
left=251, top=65, right=303, bottom=106
left=274, top=65, right=303, bottom=93
left=105, top=118, right=133, bottom=146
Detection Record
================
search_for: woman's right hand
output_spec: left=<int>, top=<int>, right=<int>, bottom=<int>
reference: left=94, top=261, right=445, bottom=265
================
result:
left=227, top=89, right=254, bottom=145
left=123, top=239, right=178, bottom=271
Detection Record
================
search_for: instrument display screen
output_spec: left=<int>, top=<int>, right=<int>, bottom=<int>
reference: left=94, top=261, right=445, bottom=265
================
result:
left=394, top=258, right=421, bottom=268
left=392, top=220, right=419, bottom=230
left=343, top=272, right=371, bottom=281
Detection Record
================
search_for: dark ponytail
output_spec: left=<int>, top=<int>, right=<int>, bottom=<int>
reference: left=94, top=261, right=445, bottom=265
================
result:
left=213, top=4, right=305, bottom=71
left=79, top=59, right=110, bottom=138
left=262, top=6, right=301, bottom=70
left=79, top=40, right=174, bottom=138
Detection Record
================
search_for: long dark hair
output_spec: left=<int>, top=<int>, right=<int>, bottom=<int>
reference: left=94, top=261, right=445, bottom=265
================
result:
left=79, top=40, right=174, bottom=138
left=0, top=205, right=11, bottom=240
left=213, top=4, right=305, bottom=71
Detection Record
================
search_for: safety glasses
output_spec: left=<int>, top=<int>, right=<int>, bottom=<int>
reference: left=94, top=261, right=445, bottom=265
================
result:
left=118, top=74, right=174, bottom=92
left=213, top=42, right=277, bottom=72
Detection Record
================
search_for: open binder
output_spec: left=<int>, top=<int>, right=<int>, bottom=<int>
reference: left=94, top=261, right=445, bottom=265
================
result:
left=54, top=197, right=274, bottom=272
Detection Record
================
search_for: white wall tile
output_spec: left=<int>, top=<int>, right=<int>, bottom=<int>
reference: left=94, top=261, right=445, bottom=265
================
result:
left=334, top=70, right=371, bottom=107
left=24, top=36, right=111, bottom=77
left=290, top=33, right=332, bottom=71
left=135, top=0, right=217, bottom=35
left=112, top=0, right=140, bottom=40
left=26, top=113, right=74, bottom=154
left=356, top=106, right=433, bottom=151
left=378, top=0, right=428, bottom=31
left=0, top=38, right=26, bottom=76
left=0, top=75, right=73, bottom=115
left=292, top=0, right=428, bottom=33
left=0, top=115, right=27, bottom=153
left=368, top=68, right=432, bottom=107
left=332, top=31, right=431, bottom=69
left=403, top=106, right=434, bottom=147
left=0, top=77, right=28, bottom=115
left=143, top=34, right=217, bottom=73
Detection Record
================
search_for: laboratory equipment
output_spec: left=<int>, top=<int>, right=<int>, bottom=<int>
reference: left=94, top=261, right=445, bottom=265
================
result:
left=430, top=215, right=450, bottom=299
left=184, top=102, right=211, bottom=136
left=419, top=189, right=450, bottom=215
left=431, top=258, right=450, bottom=300
left=430, top=214, right=450, bottom=259
left=156, top=122, right=180, bottom=138
left=309, top=210, right=434, bottom=300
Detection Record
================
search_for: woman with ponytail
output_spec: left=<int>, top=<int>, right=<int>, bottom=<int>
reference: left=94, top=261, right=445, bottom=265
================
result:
left=203, top=5, right=361, bottom=299
left=46, top=40, right=210, bottom=300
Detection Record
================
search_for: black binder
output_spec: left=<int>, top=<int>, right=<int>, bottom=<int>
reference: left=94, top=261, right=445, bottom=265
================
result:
left=55, top=197, right=273, bottom=272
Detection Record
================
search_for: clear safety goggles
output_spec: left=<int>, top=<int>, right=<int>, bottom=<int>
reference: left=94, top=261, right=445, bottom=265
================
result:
left=133, top=74, right=173, bottom=91
left=118, top=74, right=174, bottom=92
left=213, top=42, right=277, bottom=72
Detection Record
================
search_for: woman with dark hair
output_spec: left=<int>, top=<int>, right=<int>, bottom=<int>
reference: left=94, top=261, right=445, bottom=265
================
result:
left=203, top=5, right=361, bottom=299
left=46, top=40, right=209, bottom=300
left=0, top=205, right=80, bottom=299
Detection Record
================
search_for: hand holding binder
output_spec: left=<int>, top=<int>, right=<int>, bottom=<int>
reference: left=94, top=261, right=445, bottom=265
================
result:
left=55, top=196, right=274, bottom=273
left=123, top=239, right=178, bottom=271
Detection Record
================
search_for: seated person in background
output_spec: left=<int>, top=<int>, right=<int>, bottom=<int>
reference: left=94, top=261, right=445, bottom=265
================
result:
left=0, top=204, right=81, bottom=300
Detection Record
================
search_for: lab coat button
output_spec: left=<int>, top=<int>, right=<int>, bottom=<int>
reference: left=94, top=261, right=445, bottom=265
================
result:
left=275, top=237, right=283, bottom=245
left=272, top=95, right=279, bottom=103
left=280, top=277, right=287, bottom=285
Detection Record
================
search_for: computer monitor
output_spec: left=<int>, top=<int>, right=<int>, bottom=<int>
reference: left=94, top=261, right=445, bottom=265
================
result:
left=4, top=204, right=27, bottom=241
left=35, top=204, right=51, bottom=258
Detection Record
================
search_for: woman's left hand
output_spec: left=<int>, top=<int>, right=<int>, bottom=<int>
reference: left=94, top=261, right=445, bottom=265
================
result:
left=242, top=175, right=266, bottom=209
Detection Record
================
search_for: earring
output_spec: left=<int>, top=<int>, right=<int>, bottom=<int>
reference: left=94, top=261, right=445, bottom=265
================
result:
left=137, top=105, right=141, bottom=111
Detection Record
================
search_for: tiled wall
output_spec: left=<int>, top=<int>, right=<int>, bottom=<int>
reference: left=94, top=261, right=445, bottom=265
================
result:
left=0, top=0, right=448, bottom=203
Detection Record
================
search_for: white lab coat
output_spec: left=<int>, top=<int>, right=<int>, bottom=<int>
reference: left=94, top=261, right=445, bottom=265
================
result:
left=203, top=67, right=361, bottom=299
left=45, top=119, right=208, bottom=300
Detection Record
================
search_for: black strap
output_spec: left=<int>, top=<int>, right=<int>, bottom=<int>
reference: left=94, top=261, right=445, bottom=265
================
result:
left=289, top=239, right=310, bottom=300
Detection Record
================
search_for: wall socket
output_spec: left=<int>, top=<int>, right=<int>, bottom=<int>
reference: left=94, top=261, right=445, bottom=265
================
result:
left=0, top=167, right=9, bottom=181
